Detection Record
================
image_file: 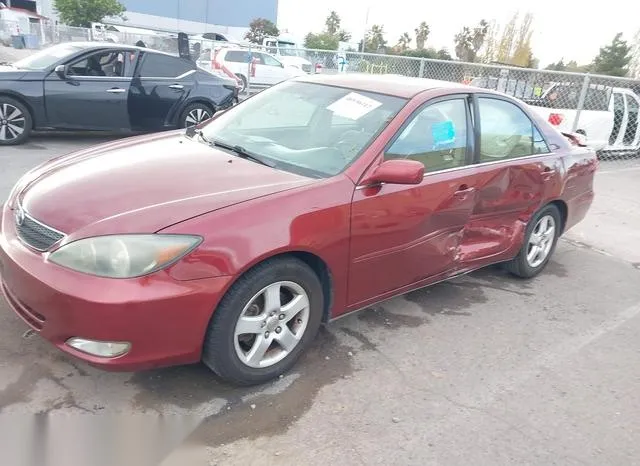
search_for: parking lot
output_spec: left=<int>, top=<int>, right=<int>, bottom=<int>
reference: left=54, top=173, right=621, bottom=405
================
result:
left=2, top=135, right=640, bottom=465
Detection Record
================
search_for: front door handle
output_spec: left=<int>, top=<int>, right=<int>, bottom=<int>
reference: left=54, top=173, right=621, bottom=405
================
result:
left=169, top=84, right=184, bottom=90
left=106, top=88, right=126, bottom=94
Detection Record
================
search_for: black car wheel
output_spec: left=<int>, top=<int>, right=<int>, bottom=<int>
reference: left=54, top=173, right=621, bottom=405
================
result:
left=235, top=74, right=248, bottom=93
left=179, top=103, right=214, bottom=128
left=0, top=97, right=32, bottom=146
left=202, top=257, right=324, bottom=386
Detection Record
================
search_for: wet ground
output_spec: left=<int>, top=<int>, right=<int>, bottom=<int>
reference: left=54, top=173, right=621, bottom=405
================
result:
left=2, top=137, right=640, bottom=465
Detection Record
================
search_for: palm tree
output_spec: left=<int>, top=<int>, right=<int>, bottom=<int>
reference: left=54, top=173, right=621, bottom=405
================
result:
left=397, top=32, right=412, bottom=52
left=415, top=22, right=430, bottom=49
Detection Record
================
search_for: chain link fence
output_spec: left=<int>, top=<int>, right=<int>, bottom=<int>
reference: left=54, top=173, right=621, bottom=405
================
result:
left=1, top=19, right=639, bottom=161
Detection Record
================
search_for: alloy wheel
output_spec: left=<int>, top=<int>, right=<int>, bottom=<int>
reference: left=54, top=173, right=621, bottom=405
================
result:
left=0, top=103, right=26, bottom=142
left=527, top=214, right=556, bottom=268
left=185, top=108, right=211, bottom=126
left=234, top=281, right=310, bottom=369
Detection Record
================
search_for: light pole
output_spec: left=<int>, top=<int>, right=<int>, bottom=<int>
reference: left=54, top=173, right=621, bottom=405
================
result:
left=361, top=7, right=370, bottom=52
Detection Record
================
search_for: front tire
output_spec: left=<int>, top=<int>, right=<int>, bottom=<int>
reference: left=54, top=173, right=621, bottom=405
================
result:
left=235, top=74, right=247, bottom=93
left=0, top=97, right=32, bottom=146
left=202, top=257, right=324, bottom=386
left=505, top=204, right=561, bottom=279
left=179, top=102, right=214, bottom=128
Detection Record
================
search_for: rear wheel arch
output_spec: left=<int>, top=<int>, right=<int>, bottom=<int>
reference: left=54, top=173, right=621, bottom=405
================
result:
left=0, top=92, right=36, bottom=128
left=548, top=200, right=568, bottom=234
left=177, top=100, right=215, bottom=127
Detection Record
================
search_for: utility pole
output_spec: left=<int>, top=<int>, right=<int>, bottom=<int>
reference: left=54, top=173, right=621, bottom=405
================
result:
left=361, top=7, right=370, bottom=52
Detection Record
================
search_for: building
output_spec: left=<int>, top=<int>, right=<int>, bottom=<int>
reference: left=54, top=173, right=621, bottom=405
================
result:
left=109, top=0, right=278, bottom=40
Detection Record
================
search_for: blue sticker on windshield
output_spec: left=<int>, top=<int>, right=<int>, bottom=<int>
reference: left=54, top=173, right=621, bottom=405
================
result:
left=431, top=120, right=456, bottom=148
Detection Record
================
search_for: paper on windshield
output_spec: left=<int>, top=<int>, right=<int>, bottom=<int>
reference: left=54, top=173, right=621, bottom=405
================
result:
left=327, top=92, right=382, bottom=120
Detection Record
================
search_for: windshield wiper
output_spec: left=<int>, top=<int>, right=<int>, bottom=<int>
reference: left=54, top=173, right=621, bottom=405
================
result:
left=210, top=139, right=276, bottom=168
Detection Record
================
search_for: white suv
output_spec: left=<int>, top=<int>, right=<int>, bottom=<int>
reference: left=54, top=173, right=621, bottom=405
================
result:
left=197, top=48, right=306, bottom=91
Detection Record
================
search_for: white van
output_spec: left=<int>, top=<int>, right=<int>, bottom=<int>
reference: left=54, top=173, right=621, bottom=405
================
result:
left=525, top=82, right=640, bottom=153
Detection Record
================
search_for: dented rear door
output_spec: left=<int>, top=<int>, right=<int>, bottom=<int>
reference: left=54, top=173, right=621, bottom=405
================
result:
left=457, top=95, right=560, bottom=269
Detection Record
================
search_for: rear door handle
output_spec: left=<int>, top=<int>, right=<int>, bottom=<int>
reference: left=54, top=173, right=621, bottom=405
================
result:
left=106, top=88, right=126, bottom=94
left=169, top=84, right=184, bottom=90
left=454, top=184, right=475, bottom=196
left=541, top=167, right=554, bottom=179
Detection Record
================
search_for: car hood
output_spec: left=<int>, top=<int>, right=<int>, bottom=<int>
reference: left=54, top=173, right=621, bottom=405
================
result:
left=17, top=131, right=313, bottom=238
left=280, top=56, right=312, bottom=67
left=0, top=65, right=29, bottom=79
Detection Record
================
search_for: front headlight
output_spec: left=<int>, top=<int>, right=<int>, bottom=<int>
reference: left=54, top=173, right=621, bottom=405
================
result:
left=49, top=234, right=202, bottom=278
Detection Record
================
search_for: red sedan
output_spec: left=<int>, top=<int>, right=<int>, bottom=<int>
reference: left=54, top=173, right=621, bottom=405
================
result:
left=0, top=75, right=597, bottom=385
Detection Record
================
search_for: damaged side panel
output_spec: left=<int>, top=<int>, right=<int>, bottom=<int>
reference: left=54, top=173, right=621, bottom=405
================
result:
left=457, top=156, right=562, bottom=268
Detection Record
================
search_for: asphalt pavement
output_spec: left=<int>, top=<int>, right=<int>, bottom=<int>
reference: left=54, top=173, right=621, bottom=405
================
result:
left=1, top=135, right=640, bottom=465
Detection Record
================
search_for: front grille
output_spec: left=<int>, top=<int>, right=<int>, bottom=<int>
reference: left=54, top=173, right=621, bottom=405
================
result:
left=15, top=209, right=65, bottom=251
left=302, top=64, right=312, bottom=73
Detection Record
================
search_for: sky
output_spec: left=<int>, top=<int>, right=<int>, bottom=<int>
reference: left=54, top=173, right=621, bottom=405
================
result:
left=277, top=0, right=640, bottom=67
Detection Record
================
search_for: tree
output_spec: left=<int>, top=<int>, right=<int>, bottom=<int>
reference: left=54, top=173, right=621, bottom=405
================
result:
left=454, top=20, right=488, bottom=62
left=401, top=47, right=452, bottom=61
left=396, top=32, right=411, bottom=52
left=479, top=20, right=499, bottom=63
left=592, top=33, right=632, bottom=77
left=546, top=59, right=589, bottom=72
left=630, top=29, right=640, bottom=79
left=511, top=12, right=534, bottom=67
left=304, top=32, right=339, bottom=51
left=244, top=18, right=279, bottom=44
left=325, top=10, right=341, bottom=36
left=545, top=59, right=566, bottom=71
left=414, top=22, right=430, bottom=50
left=337, top=30, right=352, bottom=42
left=496, top=13, right=518, bottom=63
left=54, top=0, right=125, bottom=27
left=364, top=24, right=387, bottom=52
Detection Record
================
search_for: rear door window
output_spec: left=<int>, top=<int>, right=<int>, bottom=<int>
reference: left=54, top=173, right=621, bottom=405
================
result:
left=137, top=53, right=194, bottom=78
left=478, top=97, right=550, bottom=161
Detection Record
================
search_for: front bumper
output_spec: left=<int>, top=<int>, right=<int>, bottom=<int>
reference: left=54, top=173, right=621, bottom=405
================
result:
left=0, top=204, right=232, bottom=371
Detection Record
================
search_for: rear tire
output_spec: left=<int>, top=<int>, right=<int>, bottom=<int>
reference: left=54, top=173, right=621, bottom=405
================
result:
left=202, top=257, right=324, bottom=386
left=235, top=74, right=247, bottom=93
left=505, top=204, right=562, bottom=279
left=0, top=96, right=32, bottom=146
left=179, top=102, right=214, bottom=128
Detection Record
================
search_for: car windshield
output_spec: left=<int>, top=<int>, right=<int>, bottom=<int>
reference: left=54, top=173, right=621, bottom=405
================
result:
left=13, top=43, right=84, bottom=70
left=200, top=81, right=407, bottom=178
left=278, top=44, right=303, bottom=57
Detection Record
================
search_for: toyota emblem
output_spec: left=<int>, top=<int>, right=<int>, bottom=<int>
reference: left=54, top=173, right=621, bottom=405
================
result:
left=15, top=208, right=25, bottom=227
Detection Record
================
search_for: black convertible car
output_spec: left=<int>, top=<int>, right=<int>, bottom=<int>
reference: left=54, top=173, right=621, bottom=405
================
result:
left=0, top=42, right=239, bottom=145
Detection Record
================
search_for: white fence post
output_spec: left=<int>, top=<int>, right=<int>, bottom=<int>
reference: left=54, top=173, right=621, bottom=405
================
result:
left=572, top=73, right=591, bottom=133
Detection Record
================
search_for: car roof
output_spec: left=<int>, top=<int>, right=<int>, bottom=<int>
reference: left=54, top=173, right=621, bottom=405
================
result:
left=295, top=73, right=472, bottom=99
left=55, top=42, right=176, bottom=57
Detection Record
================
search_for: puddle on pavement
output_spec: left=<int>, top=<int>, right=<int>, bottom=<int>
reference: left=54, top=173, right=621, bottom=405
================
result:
left=181, top=327, right=354, bottom=447
left=0, top=361, right=87, bottom=414
left=356, top=305, right=425, bottom=328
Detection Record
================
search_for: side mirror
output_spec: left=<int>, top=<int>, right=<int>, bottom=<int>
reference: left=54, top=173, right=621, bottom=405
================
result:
left=361, top=159, right=424, bottom=186
left=54, top=64, right=66, bottom=79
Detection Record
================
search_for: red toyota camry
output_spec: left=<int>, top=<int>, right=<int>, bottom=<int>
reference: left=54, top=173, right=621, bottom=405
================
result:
left=0, top=74, right=597, bottom=386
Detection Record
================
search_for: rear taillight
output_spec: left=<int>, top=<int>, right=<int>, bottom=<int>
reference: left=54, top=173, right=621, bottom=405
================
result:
left=548, top=113, right=564, bottom=126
